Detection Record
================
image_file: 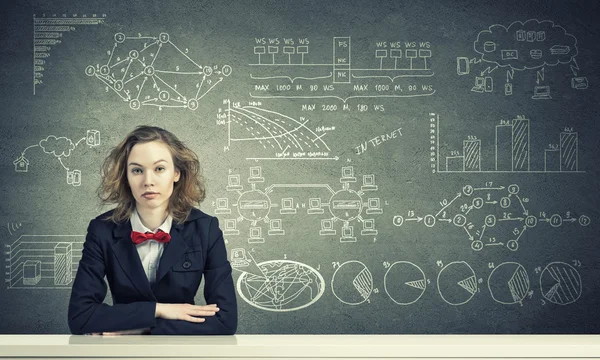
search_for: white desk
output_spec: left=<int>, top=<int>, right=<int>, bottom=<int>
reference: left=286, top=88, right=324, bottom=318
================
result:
left=0, top=335, right=598, bottom=359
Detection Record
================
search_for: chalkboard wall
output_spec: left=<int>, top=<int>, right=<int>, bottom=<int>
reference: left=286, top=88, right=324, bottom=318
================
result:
left=1, top=0, right=599, bottom=334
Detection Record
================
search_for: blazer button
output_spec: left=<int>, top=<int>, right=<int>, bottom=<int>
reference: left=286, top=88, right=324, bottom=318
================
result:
left=182, top=261, right=192, bottom=269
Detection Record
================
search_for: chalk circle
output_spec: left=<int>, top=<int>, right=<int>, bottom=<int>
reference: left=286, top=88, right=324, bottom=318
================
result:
left=485, top=214, right=496, bottom=227
left=540, top=262, right=582, bottom=305
left=392, top=215, right=404, bottom=227
left=525, top=215, right=538, bottom=228
left=114, top=33, right=126, bottom=43
left=129, top=50, right=139, bottom=59
left=462, top=185, right=474, bottom=196
left=472, top=197, right=484, bottom=209
left=488, top=262, right=529, bottom=304
left=159, top=33, right=169, bottom=43
left=384, top=261, right=427, bottom=305
left=222, top=65, right=232, bottom=76
left=471, top=240, right=483, bottom=251
left=508, top=184, right=519, bottom=194
left=424, top=214, right=436, bottom=227
left=129, top=99, right=141, bottom=110
left=579, top=215, right=590, bottom=226
left=500, top=196, right=511, bottom=208
left=85, top=65, right=96, bottom=76
left=549, top=214, right=562, bottom=228
left=453, top=214, right=467, bottom=227
left=114, top=80, right=124, bottom=91
left=144, top=66, right=155, bottom=76
left=99, top=65, right=110, bottom=76
left=437, top=261, right=477, bottom=306
left=331, top=261, right=373, bottom=305
left=203, top=66, right=213, bottom=76
left=506, top=239, right=519, bottom=251
left=187, top=98, right=199, bottom=111
left=159, top=91, right=170, bottom=102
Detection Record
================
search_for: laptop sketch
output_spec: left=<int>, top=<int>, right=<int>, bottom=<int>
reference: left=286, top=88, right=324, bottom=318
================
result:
left=531, top=85, right=551, bottom=100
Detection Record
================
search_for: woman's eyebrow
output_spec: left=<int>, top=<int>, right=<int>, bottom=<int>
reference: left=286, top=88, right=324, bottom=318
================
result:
left=128, top=159, right=168, bottom=166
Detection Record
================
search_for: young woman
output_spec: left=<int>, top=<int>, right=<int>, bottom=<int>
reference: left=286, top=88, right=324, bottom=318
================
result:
left=68, top=125, right=237, bottom=335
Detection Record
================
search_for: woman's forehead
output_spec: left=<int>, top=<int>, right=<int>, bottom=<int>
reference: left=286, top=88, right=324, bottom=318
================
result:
left=128, top=141, right=173, bottom=163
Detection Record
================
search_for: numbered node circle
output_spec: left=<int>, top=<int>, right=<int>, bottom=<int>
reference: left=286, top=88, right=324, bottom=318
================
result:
left=129, top=50, right=139, bottom=60
left=99, top=65, right=110, bottom=76
left=549, top=214, right=563, bottom=227
left=159, top=33, right=170, bottom=43
left=187, top=98, right=199, bottom=111
left=158, top=90, right=170, bottom=102
left=384, top=261, right=427, bottom=305
left=328, top=189, right=362, bottom=222
left=437, top=261, right=477, bottom=305
left=487, top=262, right=529, bottom=305
left=114, top=32, right=126, bottom=43
left=114, top=80, right=124, bottom=91
left=485, top=214, right=497, bottom=227
left=462, top=185, right=474, bottom=196
left=579, top=215, right=590, bottom=226
left=203, top=66, right=213, bottom=76
left=85, top=65, right=96, bottom=76
left=331, top=261, right=373, bottom=305
left=506, top=239, right=519, bottom=251
left=222, top=65, right=232, bottom=76
left=453, top=214, right=467, bottom=227
left=392, top=215, right=404, bottom=227
left=471, top=240, right=484, bottom=251
left=423, top=214, right=436, bottom=227
left=539, top=262, right=582, bottom=305
left=525, top=215, right=538, bottom=228
left=236, top=260, right=325, bottom=312
left=508, top=184, right=519, bottom=195
left=144, top=65, right=155, bottom=76
left=237, top=190, right=270, bottom=221
left=472, top=197, right=484, bottom=209
left=500, top=197, right=511, bottom=208
left=129, top=99, right=141, bottom=110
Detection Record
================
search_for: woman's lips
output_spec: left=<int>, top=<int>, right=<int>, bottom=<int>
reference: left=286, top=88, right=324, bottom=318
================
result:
left=142, top=193, right=159, bottom=199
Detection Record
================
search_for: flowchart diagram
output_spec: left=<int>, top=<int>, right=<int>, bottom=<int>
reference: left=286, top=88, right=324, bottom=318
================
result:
left=392, top=182, right=590, bottom=252
left=249, top=36, right=435, bottom=103
left=86, top=32, right=231, bottom=110
left=429, top=113, right=584, bottom=174
left=457, top=19, right=588, bottom=98
left=13, top=130, right=101, bottom=186
left=214, top=166, right=383, bottom=243
left=217, top=99, right=337, bottom=161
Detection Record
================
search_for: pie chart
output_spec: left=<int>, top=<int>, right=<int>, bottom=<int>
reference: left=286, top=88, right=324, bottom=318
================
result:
left=540, top=261, right=582, bottom=305
left=437, top=261, right=477, bottom=305
left=384, top=261, right=427, bottom=305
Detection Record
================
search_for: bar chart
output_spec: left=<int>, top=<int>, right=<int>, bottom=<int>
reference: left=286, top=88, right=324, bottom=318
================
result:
left=429, top=113, right=583, bottom=173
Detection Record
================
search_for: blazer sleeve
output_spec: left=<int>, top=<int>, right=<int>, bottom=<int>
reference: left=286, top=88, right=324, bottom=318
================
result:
left=151, top=217, right=238, bottom=335
left=68, top=220, right=157, bottom=334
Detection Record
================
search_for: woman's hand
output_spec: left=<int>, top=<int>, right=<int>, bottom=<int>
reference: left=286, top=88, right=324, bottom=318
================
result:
left=155, top=303, right=220, bottom=323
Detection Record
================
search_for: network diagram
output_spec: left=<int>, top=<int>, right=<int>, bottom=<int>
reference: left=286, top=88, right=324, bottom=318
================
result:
left=392, top=182, right=590, bottom=252
left=86, top=32, right=231, bottom=110
left=214, top=166, right=384, bottom=243
left=13, top=130, right=101, bottom=186
left=249, top=36, right=435, bottom=103
left=456, top=19, right=588, bottom=98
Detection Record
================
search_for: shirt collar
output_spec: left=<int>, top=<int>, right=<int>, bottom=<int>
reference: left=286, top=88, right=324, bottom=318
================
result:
left=130, top=208, right=173, bottom=234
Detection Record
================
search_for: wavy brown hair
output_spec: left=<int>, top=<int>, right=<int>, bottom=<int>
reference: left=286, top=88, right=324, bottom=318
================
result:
left=97, top=125, right=206, bottom=224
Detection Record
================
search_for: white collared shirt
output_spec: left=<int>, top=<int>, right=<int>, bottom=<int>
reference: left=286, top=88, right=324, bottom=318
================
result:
left=130, top=208, right=173, bottom=285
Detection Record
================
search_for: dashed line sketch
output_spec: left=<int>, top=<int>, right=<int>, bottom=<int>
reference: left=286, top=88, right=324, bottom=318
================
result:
left=217, top=99, right=337, bottom=161
left=230, top=248, right=325, bottom=312
left=4, top=230, right=84, bottom=289
left=250, top=37, right=435, bottom=103
left=539, top=261, right=582, bottom=305
left=86, top=32, right=231, bottom=110
left=392, top=182, right=590, bottom=252
left=487, top=262, right=530, bottom=305
left=383, top=261, right=428, bottom=305
left=331, top=260, right=374, bottom=305
left=215, top=166, right=383, bottom=243
left=437, top=261, right=479, bottom=306
left=13, top=130, right=101, bottom=186
left=429, top=113, right=584, bottom=173
left=33, top=13, right=106, bottom=95
left=457, top=19, right=588, bottom=98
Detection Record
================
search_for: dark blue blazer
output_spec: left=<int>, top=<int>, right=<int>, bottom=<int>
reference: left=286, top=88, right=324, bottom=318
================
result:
left=68, top=208, right=237, bottom=335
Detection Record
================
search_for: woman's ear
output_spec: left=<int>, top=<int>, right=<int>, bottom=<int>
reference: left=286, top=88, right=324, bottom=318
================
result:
left=174, top=169, right=181, bottom=183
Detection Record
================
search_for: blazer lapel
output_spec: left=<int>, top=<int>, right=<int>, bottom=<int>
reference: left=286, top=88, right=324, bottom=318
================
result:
left=153, top=222, right=188, bottom=288
left=111, top=220, right=156, bottom=300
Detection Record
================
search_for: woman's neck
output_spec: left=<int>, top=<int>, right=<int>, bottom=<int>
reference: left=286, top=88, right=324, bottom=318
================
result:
left=136, top=207, right=169, bottom=231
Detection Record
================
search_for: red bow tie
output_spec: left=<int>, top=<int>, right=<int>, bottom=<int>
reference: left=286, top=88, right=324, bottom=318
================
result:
left=131, top=229, right=171, bottom=245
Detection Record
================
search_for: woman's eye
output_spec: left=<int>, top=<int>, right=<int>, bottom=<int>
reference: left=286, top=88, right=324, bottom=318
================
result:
left=132, top=168, right=142, bottom=174
left=156, top=166, right=165, bottom=172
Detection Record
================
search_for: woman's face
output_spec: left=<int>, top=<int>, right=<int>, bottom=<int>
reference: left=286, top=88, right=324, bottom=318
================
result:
left=126, top=140, right=180, bottom=213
